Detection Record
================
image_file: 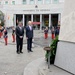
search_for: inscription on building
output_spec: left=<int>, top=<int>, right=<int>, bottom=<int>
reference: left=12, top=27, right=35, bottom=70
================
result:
left=23, top=9, right=50, bottom=12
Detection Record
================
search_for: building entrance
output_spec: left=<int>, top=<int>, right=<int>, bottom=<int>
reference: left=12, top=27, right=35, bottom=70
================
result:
left=51, top=14, right=58, bottom=27
left=16, top=14, right=23, bottom=26
left=33, top=15, right=40, bottom=29
left=42, top=14, right=49, bottom=29
left=15, top=14, right=59, bottom=30
left=25, top=15, right=31, bottom=27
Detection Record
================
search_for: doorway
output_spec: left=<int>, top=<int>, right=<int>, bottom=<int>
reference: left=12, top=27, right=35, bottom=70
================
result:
left=24, top=15, right=31, bottom=28
left=33, top=15, right=40, bottom=29
left=16, top=14, right=23, bottom=26
left=51, top=14, right=58, bottom=27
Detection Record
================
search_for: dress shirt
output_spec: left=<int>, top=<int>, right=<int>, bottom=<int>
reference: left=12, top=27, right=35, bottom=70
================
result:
left=29, top=25, right=32, bottom=30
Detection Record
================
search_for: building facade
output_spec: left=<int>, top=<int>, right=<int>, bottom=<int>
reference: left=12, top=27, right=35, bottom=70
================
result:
left=0, top=0, right=64, bottom=29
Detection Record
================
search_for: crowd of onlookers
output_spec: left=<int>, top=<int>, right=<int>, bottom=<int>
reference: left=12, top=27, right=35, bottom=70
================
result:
left=0, top=21, right=33, bottom=54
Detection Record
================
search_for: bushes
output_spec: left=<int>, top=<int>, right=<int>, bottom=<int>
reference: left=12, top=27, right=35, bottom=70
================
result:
left=45, top=36, right=58, bottom=64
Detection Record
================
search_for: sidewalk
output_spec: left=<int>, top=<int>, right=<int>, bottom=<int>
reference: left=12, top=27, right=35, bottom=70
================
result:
left=24, top=57, right=72, bottom=75
left=0, top=30, right=46, bottom=75
left=0, top=30, right=72, bottom=75
left=0, top=42, right=45, bottom=75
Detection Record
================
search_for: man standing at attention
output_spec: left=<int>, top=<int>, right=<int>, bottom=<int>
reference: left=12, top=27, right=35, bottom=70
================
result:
left=16, top=22, right=24, bottom=54
left=26, top=21, right=33, bottom=52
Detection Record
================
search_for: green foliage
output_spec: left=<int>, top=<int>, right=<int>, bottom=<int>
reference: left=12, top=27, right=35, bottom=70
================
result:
left=0, top=21, right=4, bottom=26
left=0, top=10, right=4, bottom=26
left=45, top=36, right=58, bottom=64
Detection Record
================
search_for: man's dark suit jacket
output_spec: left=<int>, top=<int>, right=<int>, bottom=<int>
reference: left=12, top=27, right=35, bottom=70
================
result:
left=26, top=26, right=33, bottom=39
left=16, top=26, right=24, bottom=40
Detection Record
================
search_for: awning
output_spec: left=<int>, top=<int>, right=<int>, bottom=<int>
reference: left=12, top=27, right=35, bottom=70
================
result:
left=32, top=22, right=40, bottom=25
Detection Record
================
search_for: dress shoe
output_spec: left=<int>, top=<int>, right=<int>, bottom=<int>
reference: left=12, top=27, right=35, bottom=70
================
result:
left=20, top=51, right=23, bottom=53
left=30, top=50, right=33, bottom=52
left=28, top=50, right=30, bottom=53
left=16, top=51, right=20, bottom=54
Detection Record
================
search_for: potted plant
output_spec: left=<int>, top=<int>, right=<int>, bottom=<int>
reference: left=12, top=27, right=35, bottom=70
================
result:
left=45, top=36, right=58, bottom=64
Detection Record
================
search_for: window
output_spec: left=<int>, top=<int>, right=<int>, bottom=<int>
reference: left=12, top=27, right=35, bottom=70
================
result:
left=30, top=0, right=35, bottom=4
left=45, top=0, right=51, bottom=4
left=52, top=0, right=59, bottom=3
left=12, top=1, right=15, bottom=5
left=37, top=0, right=43, bottom=4
left=5, top=1, right=8, bottom=4
left=23, top=0, right=26, bottom=4
left=0, top=2, right=1, bottom=5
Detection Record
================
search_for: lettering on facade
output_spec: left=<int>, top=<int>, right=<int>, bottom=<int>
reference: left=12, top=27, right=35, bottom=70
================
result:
left=22, top=8, right=62, bottom=13
left=23, top=10, right=35, bottom=12
left=23, top=9, right=50, bottom=12
left=40, top=9, right=50, bottom=11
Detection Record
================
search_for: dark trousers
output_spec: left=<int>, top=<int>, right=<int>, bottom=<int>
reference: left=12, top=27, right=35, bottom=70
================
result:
left=16, top=38, right=23, bottom=52
left=27, top=38, right=32, bottom=51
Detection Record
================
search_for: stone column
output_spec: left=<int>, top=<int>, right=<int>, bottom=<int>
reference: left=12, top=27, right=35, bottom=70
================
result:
left=23, top=14, right=25, bottom=26
left=13, top=14, right=16, bottom=27
left=31, top=14, right=33, bottom=22
left=49, top=14, right=51, bottom=28
left=40, top=14, right=42, bottom=30
left=58, top=13, right=61, bottom=25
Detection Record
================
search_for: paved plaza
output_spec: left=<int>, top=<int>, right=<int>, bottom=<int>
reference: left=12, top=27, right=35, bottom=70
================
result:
left=0, top=30, right=72, bottom=75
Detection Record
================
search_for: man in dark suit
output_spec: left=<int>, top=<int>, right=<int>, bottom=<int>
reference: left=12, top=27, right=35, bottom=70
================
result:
left=26, top=21, right=33, bottom=52
left=16, top=22, right=24, bottom=54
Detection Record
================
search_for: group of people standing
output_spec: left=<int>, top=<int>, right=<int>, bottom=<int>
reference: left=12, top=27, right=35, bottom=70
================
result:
left=0, top=26, right=8, bottom=45
left=0, top=21, right=60, bottom=54
left=16, top=22, right=60, bottom=54
left=0, top=21, right=34, bottom=54
left=44, top=25, right=60, bottom=40
left=51, top=25, right=60, bottom=39
left=0, top=26, right=16, bottom=45
left=16, top=21, right=33, bottom=54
